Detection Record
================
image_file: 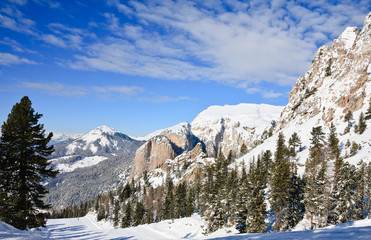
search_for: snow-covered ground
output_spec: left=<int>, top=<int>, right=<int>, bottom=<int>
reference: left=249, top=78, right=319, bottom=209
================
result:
left=2, top=214, right=371, bottom=240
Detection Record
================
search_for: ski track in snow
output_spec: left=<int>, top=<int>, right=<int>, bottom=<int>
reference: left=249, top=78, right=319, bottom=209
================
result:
left=2, top=215, right=371, bottom=240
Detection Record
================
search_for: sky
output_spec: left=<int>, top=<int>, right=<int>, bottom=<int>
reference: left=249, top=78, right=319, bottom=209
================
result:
left=0, top=0, right=370, bottom=137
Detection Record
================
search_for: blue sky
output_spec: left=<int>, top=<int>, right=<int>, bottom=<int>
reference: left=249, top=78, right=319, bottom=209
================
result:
left=0, top=0, right=370, bottom=137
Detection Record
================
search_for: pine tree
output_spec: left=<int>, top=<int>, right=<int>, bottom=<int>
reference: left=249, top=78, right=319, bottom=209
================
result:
left=356, top=112, right=367, bottom=134
left=235, top=163, right=250, bottom=233
left=288, top=132, right=301, bottom=156
left=121, top=202, right=132, bottom=228
left=0, top=96, right=58, bottom=230
left=174, top=182, right=187, bottom=218
left=367, top=162, right=371, bottom=219
left=365, top=97, right=371, bottom=120
left=344, top=111, right=353, bottom=133
left=246, top=159, right=267, bottom=233
left=133, top=200, right=145, bottom=226
left=270, top=132, right=291, bottom=232
left=281, top=163, right=305, bottom=230
left=240, top=143, right=247, bottom=155
left=185, top=186, right=195, bottom=217
left=162, top=175, right=175, bottom=220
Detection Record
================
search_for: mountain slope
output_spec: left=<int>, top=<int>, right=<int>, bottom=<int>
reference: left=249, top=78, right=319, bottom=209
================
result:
left=53, top=125, right=142, bottom=157
left=237, top=12, right=371, bottom=175
left=46, top=126, right=144, bottom=208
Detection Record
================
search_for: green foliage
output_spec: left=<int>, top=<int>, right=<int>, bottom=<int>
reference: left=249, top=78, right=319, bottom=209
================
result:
left=355, top=112, right=367, bottom=134
left=325, top=59, right=332, bottom=76
left=240, top=143, right=247, bottom=155
left=365, top=97, right=371, bottom=120
left=0, top=96, right=58, bottom=230
left=288, top=132, right=301, bottom=157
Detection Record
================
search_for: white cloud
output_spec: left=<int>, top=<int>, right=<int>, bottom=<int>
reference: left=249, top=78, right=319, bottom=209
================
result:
left=20, top=81, right=145, bottom=98
left=0, top=7, right=36, bottom=35
left=20, top=82, right=87, bottom=96
left=262, top=90, right=283, bottom=99
left=0, top=52, right=36, bottom=65
left=0, top=37, right=37, bottom=53
left=66, top=0, right=369, bottom=88
left=40, top=34, right=66, bottom=47
left=92, top=86, right=143, bottom=96
left=139, top=96, right=190, bottom=103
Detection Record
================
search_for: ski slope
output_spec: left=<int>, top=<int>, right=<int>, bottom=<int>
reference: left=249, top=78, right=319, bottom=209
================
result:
left=1, top=214, right=371, bottom=239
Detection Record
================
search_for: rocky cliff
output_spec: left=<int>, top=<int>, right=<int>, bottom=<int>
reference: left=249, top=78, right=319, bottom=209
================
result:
left=279, top=12, right=371, bottom=129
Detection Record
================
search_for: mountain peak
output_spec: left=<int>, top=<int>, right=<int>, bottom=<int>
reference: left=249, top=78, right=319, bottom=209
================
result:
left=90, top=125, right=119, bottom=135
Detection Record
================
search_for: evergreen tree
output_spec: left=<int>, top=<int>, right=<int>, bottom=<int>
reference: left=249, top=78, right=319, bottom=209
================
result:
left=356, top=112, right=367, bottom=134
left=133, top=200, right=145, bottom=226
left=174, top=182, right=187, bottom=218
left=365, top=97, right=371, bottom=120
left=270, top=133, right=291, bottom=232
left=162, top=175, right=174, bottom=220
left=344, top=111, right=353, bottom=133
left=121, top=202, right=132, bottom=228
left=0, top=96, right=58, bottom=230
left=367, top=162, right=371, bottom=219
left=240, top=143, right=247, bottom=155
left=235, top=163, right=250, bottom=233
left=246, top=159, right=267, bottom=233
left=288, top=132, right=301, bottom=156
left=185, top=186, right=195, bottom=217
left=284, top=164, right=305, bottom=229
left=354, top=161, right=367, bottom=220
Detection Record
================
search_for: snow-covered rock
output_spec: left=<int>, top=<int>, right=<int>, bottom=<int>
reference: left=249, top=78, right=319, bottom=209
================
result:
left=192, top=103, right=283, bottom=157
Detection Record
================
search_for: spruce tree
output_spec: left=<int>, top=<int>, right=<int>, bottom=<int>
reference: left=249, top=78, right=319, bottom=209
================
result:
left=121, top=202, right=132, bottom=228
left=162, top=175, right=174, bottom=220
left=367, top=162, right=371, bottom=219
left=365, top=97, right=371, bottom=120
left=0, top=96, right=58, bottom=230
left=285, top=164, right=305, bottom=229
left=357, top=112, right=367, bottom=134
left=344, top=111, right=353, bottom=133
left=270, top=132, right=291, bottom=232
left=288, top=132, right=301, bottom=156
left=133, top=200, right=145, bottom=226
left=246, top=159, right=267, bottom=233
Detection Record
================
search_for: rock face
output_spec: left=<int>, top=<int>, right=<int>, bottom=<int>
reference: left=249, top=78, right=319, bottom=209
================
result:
left=130, top=122, right=199, bottom=179
left=191, top=103, right=283, bottom=157
left=279, top=13, right=371, bottom=128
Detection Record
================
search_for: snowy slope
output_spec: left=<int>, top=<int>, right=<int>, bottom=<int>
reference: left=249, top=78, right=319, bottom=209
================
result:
left=45, top=126, right=144, bottom=208
left=191, top=103, right=284, bottom=157
left=52, top=125, right=143, bottom=157
left=2, top=215, right=371, bottom=239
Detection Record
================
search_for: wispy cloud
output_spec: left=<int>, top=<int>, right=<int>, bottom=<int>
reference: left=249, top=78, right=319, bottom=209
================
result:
left=0, top=6, right=36, bottom=35
left=19, top=81, right=145, bottom=99
left=92, top=85, right=143, bottom=96
left=139, top=96, right=190, bottom=103
left=20, top=82, right=87, bottom=96
left=246, top=87, right=284, bottom=99
left=65, top=0, right=370, bottom=88
left=40, top=34, right=66, bottom=47
left=0, top=52, right=36, bottom=65
left=0, top=37, right=37, bottom=53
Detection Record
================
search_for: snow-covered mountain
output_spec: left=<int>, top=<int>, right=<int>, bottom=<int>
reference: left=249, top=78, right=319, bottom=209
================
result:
left=128, top=13, right=371, bottom=188
left=235, top=12, right=371, bottom=175
left=191, top=103, right=283, bottom=157
left=52, top=125, right=142, bottom=157
left=46, top=126, right=145, bottom=208
left=49, top=132, right=81, bottom=146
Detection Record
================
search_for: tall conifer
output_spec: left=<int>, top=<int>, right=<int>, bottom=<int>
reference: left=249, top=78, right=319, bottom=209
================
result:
left=0, top=96, right=58, bottom=230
